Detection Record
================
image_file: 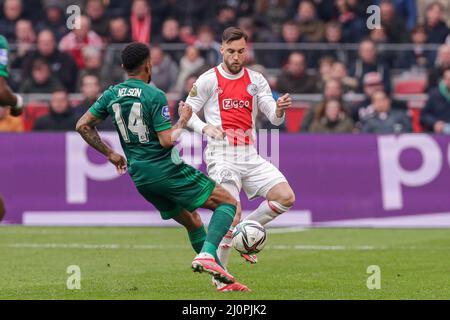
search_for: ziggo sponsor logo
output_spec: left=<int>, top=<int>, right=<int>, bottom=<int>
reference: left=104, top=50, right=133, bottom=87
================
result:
left=222, top=98, right=251, bottom=110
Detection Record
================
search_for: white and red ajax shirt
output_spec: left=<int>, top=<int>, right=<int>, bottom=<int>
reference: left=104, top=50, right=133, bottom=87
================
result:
left=186, top=64, right=285, bottom=145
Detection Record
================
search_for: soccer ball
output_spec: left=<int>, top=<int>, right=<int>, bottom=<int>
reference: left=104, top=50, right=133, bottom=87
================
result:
left=232, top=220, right=267, bottom=254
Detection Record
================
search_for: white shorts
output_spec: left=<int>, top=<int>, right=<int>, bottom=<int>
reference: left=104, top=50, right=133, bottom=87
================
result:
left=205, top=144, right=287, bottom=200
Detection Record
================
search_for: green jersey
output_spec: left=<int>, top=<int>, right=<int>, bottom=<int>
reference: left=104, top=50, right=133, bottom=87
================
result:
left=0, top=35, right=10, bottom=79
left=89, top=78, right=181, bottom=186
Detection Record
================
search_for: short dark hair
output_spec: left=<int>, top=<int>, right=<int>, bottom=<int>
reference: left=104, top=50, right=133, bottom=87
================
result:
left=222, top=27, right=248, bottom=43
left=121, top=42, right=150, bottom=73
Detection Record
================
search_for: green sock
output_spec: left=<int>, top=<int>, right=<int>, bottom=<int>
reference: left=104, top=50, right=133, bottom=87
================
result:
left=189, top=225, right=225, bottom=268
left=188, top=225, right=207, bottom=254
left=201, top=203, right=236, bottom=258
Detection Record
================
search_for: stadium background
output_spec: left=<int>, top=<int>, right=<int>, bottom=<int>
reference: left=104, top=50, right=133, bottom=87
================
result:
left=2, top=0, right=450, bottom=228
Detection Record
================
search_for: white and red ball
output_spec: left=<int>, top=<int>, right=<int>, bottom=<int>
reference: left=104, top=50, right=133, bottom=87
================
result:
left=232, top=220, right=267, bottom=254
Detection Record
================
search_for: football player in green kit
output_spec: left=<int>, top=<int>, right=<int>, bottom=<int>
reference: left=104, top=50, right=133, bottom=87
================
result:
left=0, top=35, right=24, bottom=116
left=76, top=43, right=240, bottom=286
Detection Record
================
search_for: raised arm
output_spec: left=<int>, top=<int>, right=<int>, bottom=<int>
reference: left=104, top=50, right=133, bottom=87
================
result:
left=256, top=74, right=290, bottom=126
left=76, top=111, right=127, bottom=174
left=157, top=101, right=192, bottom=148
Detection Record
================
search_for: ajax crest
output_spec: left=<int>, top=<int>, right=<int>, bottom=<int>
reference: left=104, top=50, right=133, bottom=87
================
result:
left=247, top=83, right=258, bottom=96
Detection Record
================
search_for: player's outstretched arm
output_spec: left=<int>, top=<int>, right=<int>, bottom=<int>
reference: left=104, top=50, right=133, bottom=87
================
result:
left=0, top=77, right=23, bottom=116
left=76, top=111, right=127, bottom=174
left=157, top=101, right=192, bottom=148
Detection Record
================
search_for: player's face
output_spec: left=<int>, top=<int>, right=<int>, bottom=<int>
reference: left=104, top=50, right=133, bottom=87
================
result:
left=221, top=38, right=247, bottom=74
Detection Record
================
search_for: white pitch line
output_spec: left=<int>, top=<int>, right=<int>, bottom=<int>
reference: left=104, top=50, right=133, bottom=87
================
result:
left=4, top=243, right=450, bottom=251
left=3, top=243, right=189, bottom=250
left=0, top=242, right=390, bottom=251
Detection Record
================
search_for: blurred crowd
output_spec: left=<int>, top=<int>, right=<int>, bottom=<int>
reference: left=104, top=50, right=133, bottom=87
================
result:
left=1, top=0, right=450, bottom=135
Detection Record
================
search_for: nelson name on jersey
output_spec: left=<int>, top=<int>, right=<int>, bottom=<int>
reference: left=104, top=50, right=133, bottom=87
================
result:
left=118, top=87, right=142, bottom=98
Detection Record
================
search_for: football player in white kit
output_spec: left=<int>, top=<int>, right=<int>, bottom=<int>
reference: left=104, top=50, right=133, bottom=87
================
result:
left=185, top=27, right=296, bottom=292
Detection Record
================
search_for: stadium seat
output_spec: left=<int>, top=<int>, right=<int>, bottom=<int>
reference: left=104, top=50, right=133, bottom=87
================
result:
left=394, top=79, right=426, bottom=94
left=285, top=103, right=310, bottom=133
left=23, top=102, right=49, bottom=132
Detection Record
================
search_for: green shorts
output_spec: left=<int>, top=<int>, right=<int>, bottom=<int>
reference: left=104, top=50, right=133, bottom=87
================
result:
left=135, top=163, right=216, bottom=220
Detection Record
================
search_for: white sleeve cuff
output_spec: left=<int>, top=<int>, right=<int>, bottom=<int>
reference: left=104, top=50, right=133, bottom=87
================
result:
left=187, top=113, right=208, bottom=134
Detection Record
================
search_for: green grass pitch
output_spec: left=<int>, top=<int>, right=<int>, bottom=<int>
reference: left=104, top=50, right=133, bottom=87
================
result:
left=0, top=226, right=449, bottom=299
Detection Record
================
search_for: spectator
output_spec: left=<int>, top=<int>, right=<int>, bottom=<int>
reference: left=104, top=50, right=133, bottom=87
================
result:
left=174, top=46, right=205, bottom=93
left=369, top=27, right=389, bottom=44
left=108, top=17, right=132, bottom=43
left=33, top=89, right=78, bottom=131
left=21, top=30, right=79, bottom=92
left=289, top=0, right=339, bottom=21
left=361, top=90, right=412, bottom=133
left=103, top=18, right=131, bottom=80
left=330, top=61, right=358, bottom=93
left=375, top=0, right=417, bottom=31
left=73, top=74, right=115, bottom=131
left=150, top=46, right=179, bottom=92
left=0, top=0, right=24, bottom=41
left=336, top=0, right=366, bottom=43
left=273, top=20, right=302, bottom=68
left=421, top=68, right=450, bottom=133
left=35, top=1, right=67, bottom=41
left=157, top=18, right=181, bottom=43
left=78, top=46, right=124, bottom=90
left=417, top=0, right=450, bottom=27
left=179, top=25, right=197, bottom=45
left=301, top=78, right=351, bottom=132
left=309, top=99, right=354, bottom=133
left=294, top=0, right=325, bottom=43
left=155, top=18, right=183, bottom=62
left=86, top=0, right=110, bottom=39
left=9, top=19, right=36, bottom=77
left=240, top=16, right=276, bottom=67
left=349, top=39, right=390, bottom=93
left=424, top=1, right=449, bottom=44
left=427, top=44, right=450, bottom=90
left=19, top=58, right=63, bottom=93
left=276, top=52, right=320, bottom=94
left=254, top=0, right=291, bottom=36
left=59, top=15, right=103, bottom=69
left=321, top=21, right=347, bottom=63
left=211, top=5, right=237, bottom=42
left=194, top=25, right=221, bottom=67
left=395, top=24, right=431, bottom=69
left=379, top=0, right=408, bottom=43
left=369, top=27, right=398, bottom=68
left=0, top=106, right=24, bottom=132
left=130, top=0, right=151, bottom=44
left=351, top=72, right=407, bottom=125
left=317, top=56, right=335, bottom=91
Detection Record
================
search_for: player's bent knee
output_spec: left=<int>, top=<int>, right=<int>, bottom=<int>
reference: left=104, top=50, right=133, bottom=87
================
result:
left=283, top=191, right=296, bottom=208
left=271, top=191, right=295, bottom=212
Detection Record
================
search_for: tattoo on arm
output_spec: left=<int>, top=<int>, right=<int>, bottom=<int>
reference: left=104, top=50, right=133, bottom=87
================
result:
left=76, top=112, right=112, bottom=157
